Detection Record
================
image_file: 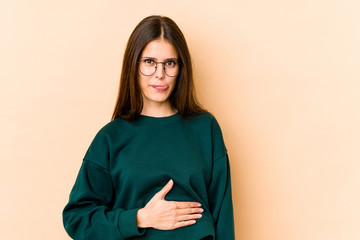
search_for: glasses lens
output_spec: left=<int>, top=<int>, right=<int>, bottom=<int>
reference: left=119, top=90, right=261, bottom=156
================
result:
left=139, top=60, right=156, bottom=76
left=164, top=64, right=179, bottom=77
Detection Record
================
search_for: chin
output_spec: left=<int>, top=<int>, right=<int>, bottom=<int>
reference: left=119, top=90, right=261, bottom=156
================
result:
left=149, top=93, right=171, bottom=102
left=152, top=97, right=169, bottom=103
left=142, top=90, right=172, bottom=105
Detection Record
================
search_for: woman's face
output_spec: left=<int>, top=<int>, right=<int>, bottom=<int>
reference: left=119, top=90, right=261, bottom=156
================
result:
left=138, top=38, right=179, bottom=110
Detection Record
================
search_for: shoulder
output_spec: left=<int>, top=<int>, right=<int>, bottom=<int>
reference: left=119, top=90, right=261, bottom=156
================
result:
left=183, top=112, right=225, bottom=144
left=83, top=118, right=132, bottom=168
left=97, top=118, right=130, bottom=134
left=192, top=112, right=227, bottom=157
left=185, top=112, right=218, bottom=125
left=186, top=112, right=223, bottom=132
left=90, top=117, right=135, bottom=143
left=89, top=117, right=135, bottom=149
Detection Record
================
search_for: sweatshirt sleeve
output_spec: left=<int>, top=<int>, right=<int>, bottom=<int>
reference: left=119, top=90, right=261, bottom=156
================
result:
left=63, top=160, right=145, bottom=240
left=208, top=154, right=235, bottom=239
left=208, top=117, right=235, bottom=239
left=63, top=128, right=146, bottom=240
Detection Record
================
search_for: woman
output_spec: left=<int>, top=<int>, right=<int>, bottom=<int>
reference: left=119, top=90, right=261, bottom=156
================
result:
left=63, top=15, right=235, bottom=240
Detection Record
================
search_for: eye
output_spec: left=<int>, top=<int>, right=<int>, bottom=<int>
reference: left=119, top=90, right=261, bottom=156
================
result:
left=143, top=59, right=155, bottom=65
left=165, top=60, right=176, bottom=67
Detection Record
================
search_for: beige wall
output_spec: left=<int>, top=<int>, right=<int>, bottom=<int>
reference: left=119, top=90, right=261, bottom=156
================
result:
left=1, top=0, right=359, bottom=239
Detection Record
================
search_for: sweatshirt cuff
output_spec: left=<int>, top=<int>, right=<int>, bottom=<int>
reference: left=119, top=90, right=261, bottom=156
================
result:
left=118, top=208, right=146, bottom=238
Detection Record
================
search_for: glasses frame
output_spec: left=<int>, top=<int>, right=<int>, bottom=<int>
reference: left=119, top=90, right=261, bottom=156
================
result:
left=137, top=59, right=179, bottom=77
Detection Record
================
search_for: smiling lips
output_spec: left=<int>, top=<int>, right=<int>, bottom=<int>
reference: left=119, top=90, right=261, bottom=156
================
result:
left=151, top=85, right=169, bottom=91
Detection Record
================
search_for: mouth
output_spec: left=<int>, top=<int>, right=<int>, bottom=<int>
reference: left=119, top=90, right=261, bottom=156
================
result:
left=151, top=85, right=169, bottom=91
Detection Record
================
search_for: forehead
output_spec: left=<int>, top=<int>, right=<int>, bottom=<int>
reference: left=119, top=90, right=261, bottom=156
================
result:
left=141, top=39, right=178, bottom=59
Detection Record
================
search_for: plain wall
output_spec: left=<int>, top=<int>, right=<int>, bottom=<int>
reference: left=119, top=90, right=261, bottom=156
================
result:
left=1, top=0, right=359, bottom=239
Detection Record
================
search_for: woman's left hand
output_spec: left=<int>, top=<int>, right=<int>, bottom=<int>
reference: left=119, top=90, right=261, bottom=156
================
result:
left=136, top=179, right=203, bottom=230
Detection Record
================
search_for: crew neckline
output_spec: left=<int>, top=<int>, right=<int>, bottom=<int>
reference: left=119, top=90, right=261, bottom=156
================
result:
left=139, top=112, right=179, bottom=120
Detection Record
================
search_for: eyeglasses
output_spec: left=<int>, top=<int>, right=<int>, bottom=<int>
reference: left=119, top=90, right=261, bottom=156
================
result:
left=138, top=58, right=179, bottom=77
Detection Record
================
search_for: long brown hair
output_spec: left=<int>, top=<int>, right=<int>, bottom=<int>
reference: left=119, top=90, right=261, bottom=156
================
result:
left=112, top=15, right=206, bottom=121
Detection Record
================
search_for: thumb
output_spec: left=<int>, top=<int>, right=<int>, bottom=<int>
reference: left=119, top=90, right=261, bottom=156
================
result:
left=156, top=179, right=174, bottom=199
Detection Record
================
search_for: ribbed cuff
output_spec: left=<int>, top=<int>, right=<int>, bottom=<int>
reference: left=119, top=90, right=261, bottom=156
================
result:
left=118, top=208, right=146, bottom=239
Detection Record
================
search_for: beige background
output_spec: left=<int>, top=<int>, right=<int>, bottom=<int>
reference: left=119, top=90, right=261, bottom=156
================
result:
left=1, top=0, right=359, bottom=239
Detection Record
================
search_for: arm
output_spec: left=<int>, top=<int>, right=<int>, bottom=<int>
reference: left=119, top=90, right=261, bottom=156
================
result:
left=63, top=160, right=145, bottom=240
left=208, top=154, right=235, bottom=239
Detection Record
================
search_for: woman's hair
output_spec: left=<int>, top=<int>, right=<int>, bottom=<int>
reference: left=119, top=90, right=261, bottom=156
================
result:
left=112, top=15, right=206, bottom=121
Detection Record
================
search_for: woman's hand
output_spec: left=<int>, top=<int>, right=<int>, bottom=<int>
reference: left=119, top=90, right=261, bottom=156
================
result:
left=136, top=179, right=203, bottom=230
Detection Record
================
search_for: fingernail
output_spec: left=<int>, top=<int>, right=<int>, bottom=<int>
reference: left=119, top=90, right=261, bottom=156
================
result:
left=197, top=203, right=202, bottom=207
left=200, top=208, right=204, bottom=212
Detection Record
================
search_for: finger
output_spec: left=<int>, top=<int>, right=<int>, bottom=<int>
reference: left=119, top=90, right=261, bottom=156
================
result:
left=176, top=207, right=204, bottom=216
left=173, top=201, right=202, bottom=209
left=155, top=179, right=174, bottom=199
left=173, top=220, right=197, bottom=229
left=176, top=214, right=202, bottom=222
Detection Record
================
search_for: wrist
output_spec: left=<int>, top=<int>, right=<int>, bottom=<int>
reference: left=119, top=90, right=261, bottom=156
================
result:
left=136, top=208, right=151, bottom=229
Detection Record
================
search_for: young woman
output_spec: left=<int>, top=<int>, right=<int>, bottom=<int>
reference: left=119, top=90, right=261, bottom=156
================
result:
left=63, top=15, right=235, bottom=240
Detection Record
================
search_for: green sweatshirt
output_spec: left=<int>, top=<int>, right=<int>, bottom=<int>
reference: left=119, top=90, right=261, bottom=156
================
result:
left=63, top=112, right=235, bottom=240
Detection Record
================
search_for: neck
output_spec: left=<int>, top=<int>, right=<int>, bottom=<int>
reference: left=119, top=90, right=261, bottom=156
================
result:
left=141, top=101, right=177, bottom=117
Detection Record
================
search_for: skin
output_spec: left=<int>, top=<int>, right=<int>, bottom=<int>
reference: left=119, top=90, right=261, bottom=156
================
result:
left=136, top=39, right=203, bottom=230
left=138, top=38, right=178, bottom=117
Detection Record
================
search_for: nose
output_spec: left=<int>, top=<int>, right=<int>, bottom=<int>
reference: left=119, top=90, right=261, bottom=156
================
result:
left=155, top=62, right=165, bottom=79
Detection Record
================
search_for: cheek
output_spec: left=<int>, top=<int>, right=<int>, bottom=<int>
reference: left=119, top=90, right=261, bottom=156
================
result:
left=138, top=76, right=149, bottom=91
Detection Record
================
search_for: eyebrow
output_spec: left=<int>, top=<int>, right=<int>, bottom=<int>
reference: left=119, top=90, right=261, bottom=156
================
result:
left=140, top=57, right=178, bottom=61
